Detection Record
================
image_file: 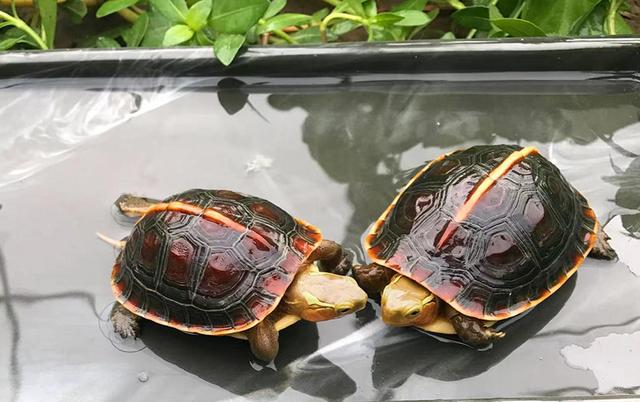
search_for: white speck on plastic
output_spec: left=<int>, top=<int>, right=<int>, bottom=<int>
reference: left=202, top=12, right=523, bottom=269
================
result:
left=436, top=121, right=441, bottom=126
left=359, top=104, right=373, bottom=113
left=137, top=371, right=149, bottom=382
left=245, top=154, right=273, bottom=173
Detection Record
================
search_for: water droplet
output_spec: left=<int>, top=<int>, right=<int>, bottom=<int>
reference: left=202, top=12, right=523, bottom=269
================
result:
left=137, top=371, right=149, bottom=382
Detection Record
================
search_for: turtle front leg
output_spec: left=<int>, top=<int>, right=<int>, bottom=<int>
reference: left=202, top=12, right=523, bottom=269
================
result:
left=352, top=262, right=395, bottom=297
left=308, top=240, right=352, bottom=275
left=589, top=228, right=617, bottom=260
left=114, top=194, right=161, bottom=218
left=110, top=303, right=141, bottom=339
left=244, top=318, right=279, bottom=362
left=446, top=306, right=505, bottom=347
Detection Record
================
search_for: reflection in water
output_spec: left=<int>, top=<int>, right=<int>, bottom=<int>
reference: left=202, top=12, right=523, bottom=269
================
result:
left=142, top=319, right=356, bottom=401
left=606, top=153, right=640, bottom=239
left=370, top=275, right=575, bottom=392
left=0, top=245, right=99, bottom=402
left=268, top=81, right=640, bottom=252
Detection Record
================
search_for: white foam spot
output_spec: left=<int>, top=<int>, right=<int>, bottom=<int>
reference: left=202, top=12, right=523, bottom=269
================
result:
left=561, top=331, right=640, bottom=394
left=245, top=154, right=273, bottom=173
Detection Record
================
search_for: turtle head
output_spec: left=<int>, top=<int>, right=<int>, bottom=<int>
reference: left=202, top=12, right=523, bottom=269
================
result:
left=381, top=274, right=439, bottom=326
left=283, top=265, right=368, bottom=322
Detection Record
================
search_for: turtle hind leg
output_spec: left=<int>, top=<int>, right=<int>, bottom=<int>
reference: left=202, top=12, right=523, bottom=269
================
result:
left=589, top=229, right=617, bottom=260
left=308, top=240, right=352, bottom=275
left=447, top=307, right=504, bottom=347
left=114, top=194, right=161, bottom=218
left=244, top=319, right=279, bottom=362
left=110, top=303, right=141, bottom=339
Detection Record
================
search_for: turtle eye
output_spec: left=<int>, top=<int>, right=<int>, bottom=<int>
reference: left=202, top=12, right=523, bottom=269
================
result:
left=406, top=308, right=421, bottom=318
left=336, top=306, right=352, bottom=315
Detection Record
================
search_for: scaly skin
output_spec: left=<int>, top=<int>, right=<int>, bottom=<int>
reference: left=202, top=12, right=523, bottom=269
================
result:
left=590, top=228, right=618, bottom=260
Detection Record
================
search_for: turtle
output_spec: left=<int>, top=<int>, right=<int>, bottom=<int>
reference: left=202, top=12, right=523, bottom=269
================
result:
left=353, top=145, right=617, bottom=346
left=102, top=189, right=367, bottom=361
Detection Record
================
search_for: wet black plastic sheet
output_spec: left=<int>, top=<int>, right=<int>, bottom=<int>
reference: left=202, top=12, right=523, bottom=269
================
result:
left=1, top=39, right=639, bottom=401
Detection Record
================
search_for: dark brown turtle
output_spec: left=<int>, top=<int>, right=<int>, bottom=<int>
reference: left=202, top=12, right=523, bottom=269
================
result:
left=353, top=145, right=616, bottom=346
left=102, top=189, right=367, bottom=361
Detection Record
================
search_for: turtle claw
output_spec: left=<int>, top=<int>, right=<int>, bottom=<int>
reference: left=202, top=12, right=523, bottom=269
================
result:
left=110, top=303, right=140, bottom=339
left=451, top=314, right=505, bottom=347
left=590, top=229, right=618, bottom=261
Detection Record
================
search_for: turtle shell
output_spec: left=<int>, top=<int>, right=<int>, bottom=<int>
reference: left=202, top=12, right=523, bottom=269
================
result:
left=365, top=145, right=598, bottom=320
left=111, top=189, right=322, bottom=335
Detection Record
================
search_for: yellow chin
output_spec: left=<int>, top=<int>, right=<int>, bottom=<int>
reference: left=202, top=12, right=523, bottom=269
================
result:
left=300, top=307, right=338, bottom=322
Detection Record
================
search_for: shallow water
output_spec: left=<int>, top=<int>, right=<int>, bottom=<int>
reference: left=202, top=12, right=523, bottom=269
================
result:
left=1, top=73, right=639, bottom=401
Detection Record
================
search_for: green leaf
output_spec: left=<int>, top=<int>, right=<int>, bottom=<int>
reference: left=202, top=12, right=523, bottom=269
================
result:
left=36, top=0, right=57, bottom=48
left=492, top=17, right=547, bottom=36
left=522, top=0, right=601, bottom=36
left=97, top=0, right=139, bottom=18
left=391, top=0, right=427, bottom=11
left=392, top=10, right=430, bottom=26
left=141, top=8, right=173, bottom=47
left=149, top=0, right=189, bottom=23
left=210, top=0, right=270, bottom=34
left=441, top=31, right=456, bottom=39
left=61, top=0, right=87, bottom=23
left=95, top=36, right=121, bottom=48
left=311, top=8, right=330, bottom=22
left=363, top=0, right=377, bottom=17
left=122, top=12, right=149, bottom=47
left=264, top=0, right=286, bottom=19
left=214, top=33, right=245, bottom=66
left=451, top=6, right=492, bottom=31
left=0, top=33, right=26, bottom=50
left=162, top=24, right=194, bottom=45
left=372, top=12, right=404, bottom=27
left=257, top=13, right=311, bottom=34
left=611, top=13, right=633, bottom=35
left=289, top=26, right=322, bottom=43
left=330, top=19, right=361, bottom=36
left=1, top=27, right=41, bottom=48
left=186, top=0, right=212, bottom=31
left=346, top=0, right=366, bottom=17
left=496, top=0, right=521, bottom=17
left=575, top=2, right=606, bottom=35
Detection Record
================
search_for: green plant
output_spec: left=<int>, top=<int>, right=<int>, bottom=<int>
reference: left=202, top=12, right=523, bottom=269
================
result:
left=0, top=0, right=635, bottom=65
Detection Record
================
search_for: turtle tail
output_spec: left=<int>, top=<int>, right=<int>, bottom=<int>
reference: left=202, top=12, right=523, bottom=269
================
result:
left=96, top=232, right=127, bottom=250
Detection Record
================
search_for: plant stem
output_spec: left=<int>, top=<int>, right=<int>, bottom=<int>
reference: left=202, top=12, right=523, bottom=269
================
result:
left=447, top=0, right=465, bottom=10
left=272, top=29, right=297, bottom=44
left=0, top=9, right=47, bottom=49
left=319, top=12, right=364, bottom=43
left=0, top=0, right=98, bottom=5
left=466, top=28, right=477, bottom=38
left=321, top=0, right=339, bottom=6
left=117, top=7, right=139, bottom=23
left=509, top=0, right=526, bottom=18
left=606, top=0, right=621, bottom=35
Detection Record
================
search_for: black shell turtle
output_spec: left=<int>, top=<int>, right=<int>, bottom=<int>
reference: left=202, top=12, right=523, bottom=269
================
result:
left=104, top=189, right=367, bottom=361
left=354, top=145, right=616, bottom=346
